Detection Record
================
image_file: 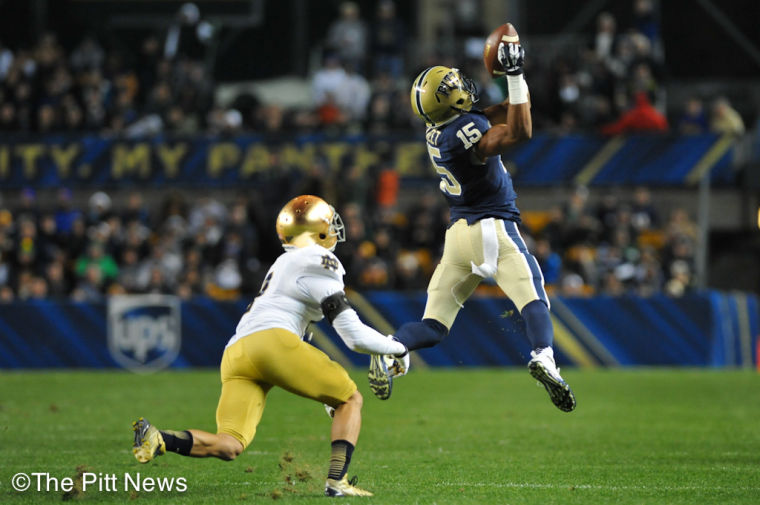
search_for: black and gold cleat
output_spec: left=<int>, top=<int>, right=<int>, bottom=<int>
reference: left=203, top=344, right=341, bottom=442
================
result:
left=368, top=354, right=392, bottom=400
left=325, top=475, right=373, bottom=497
left=132, top=417, right=166, bottom=463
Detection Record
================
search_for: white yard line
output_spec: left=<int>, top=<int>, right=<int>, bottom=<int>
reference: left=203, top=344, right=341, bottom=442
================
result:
left=434, top=481, right=760, bottom=492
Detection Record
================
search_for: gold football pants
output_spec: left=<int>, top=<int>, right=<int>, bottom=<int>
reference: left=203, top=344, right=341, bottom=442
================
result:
left=423, top=218, right=549, bottom=328
left=216, top=328, right=357, bottom=448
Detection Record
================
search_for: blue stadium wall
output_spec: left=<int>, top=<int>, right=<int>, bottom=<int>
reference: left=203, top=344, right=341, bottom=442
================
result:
left=0, top=290, right=757, bottom=370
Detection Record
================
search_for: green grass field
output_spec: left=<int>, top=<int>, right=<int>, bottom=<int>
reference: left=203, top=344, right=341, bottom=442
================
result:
left=1, top=368, right=758, bottom=504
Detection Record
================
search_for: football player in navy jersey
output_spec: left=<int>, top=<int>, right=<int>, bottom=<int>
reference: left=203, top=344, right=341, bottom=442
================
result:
left=370, top=40, right=576, bottom=412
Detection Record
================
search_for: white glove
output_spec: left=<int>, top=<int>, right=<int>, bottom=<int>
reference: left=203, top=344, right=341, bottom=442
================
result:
left=389, top=352, right=410, bottom=377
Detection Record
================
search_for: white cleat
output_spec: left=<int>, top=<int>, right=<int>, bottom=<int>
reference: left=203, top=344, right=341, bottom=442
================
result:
left=528, top=347, right=576, bottom=412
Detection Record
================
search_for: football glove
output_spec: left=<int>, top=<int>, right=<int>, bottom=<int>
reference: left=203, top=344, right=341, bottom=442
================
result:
left=498, top=42, right=525, bottom=76
left=389, top=352, right=410, bottom=377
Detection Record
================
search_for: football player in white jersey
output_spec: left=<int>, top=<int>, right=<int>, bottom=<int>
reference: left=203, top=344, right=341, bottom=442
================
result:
left=131, top=195, right=408, bottom=497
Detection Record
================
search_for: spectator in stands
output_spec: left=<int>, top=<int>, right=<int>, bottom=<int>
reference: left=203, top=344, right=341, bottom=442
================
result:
left=0, top=284, right=14, bottom=302
left=86, top=191, right=113, bottom=226
left=37, top=213, right=63, bottom=265
left=16, top=188, right=39, bottom=222
left=636, top=245, right=663, bottom=296
left=534, top=237, right=562, bottom=286
left=70, top=35, right=105, bottom=72
left=312, top=53, right=348, bottom=125
left=630, top=186, right=659, bottom=232
left=677, top=97, right=709, bottom=135
left=27, top=276, right=49, bottom=300
left=164, top=2, right=211, bottom=62
left=595, top=193, right=621, bottom=243
left=0, top=250, right=10, bottom=291
left=71, top=263, right=106, bottom=302
left=177, top=247, right=207, bottom=297
left=664, top=259, right=692, bottom=297
left=593, top=12, right=620, bottom=65
left=0, top=40, right=13, bottom=79
left=394, top=250, right=427, bottom=290
left=370, top=0, right=405, bottom=78
left=632, top=0, right=662, bottom=60
left=143, top=265, right=175, bottom=295
left=710, top=96, right=745, bottom=136
left=661, top=208, right=696, bottom=296
left=117, top=247, right=143, bottom=293
left=354, top=242, right=393, bottom=290
left=600, top=91, right=668, bottom=135
left=325, top=2, right=368, bottom=73
left=366, top=72, right=408, bottom=133
left=75, top=242, right=119, bottom=284
left=338, top=63, right=371, bottom=126
left=0, top=100, right=17, bottom=131
left=559, top=272, right=588, bottom=297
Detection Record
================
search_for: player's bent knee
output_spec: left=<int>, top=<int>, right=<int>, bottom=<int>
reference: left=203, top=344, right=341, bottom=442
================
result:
left=347, top=390, right=363, bottom=410
left=217, top=435, right=244, bottom=461
left=219, top=445, right=243, bottom=461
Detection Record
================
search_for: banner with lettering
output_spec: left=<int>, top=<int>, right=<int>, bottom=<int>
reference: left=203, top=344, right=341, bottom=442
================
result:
left=0, top=133, right=429, bottom=189
left=0, top=133, right=735, bottom=189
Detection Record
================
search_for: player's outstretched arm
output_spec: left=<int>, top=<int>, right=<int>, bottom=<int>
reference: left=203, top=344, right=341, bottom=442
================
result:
left=321, top=292, right=408, bottom=356
left=476, top=105, right=532, bottom=159
left=477, top=42, right=532, bottom=159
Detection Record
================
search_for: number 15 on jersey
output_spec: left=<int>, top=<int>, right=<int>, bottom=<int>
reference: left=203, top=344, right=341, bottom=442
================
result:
left=425, top=122, right=482, bottom=196
left=427, top=145, right=461, bottom=196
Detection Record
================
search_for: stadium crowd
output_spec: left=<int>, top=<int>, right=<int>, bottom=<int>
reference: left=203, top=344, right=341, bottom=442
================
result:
left=0, top=1, right=736, bottom=303
left=0, top=0, right=748, bottom=136
left=0, top=182, right=698, bottom=303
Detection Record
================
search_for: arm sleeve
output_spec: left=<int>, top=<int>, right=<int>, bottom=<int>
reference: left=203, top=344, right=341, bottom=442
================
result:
left=332, top=309, right=407, bottom=355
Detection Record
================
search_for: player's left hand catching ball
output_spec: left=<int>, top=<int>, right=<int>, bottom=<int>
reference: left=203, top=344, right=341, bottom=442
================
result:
left=498, top=42, right=525, bottom=75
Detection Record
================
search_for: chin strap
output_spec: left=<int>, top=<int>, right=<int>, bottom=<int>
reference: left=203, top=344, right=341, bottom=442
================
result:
left=470, top=218, right=499, bottom=278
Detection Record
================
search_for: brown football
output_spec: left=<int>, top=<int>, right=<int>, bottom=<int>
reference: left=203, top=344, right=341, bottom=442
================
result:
left=483, top=23, right=520, bottom=77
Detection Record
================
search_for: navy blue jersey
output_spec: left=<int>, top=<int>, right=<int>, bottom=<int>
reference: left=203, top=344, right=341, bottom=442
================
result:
left=424, top=110, right=521, bottom=225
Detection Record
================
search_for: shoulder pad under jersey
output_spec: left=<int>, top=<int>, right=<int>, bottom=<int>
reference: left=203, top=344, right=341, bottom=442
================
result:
left=294, top=245, right=346, bottom=280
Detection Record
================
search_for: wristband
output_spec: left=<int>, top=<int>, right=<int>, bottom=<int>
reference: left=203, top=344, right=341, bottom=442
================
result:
left=507, top=74, right=529, bottom=105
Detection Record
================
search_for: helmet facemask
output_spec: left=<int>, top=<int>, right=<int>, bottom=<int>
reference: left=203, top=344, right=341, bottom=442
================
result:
left=326, top=206, right=346, bottom=249
left=411, top=66, right=479, bottom=127
left=438, top=68, right=479, bottom=115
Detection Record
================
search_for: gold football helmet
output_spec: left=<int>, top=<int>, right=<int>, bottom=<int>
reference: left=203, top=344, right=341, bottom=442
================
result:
left=410, top=66, right=478, bottom=127
left=276, top=195, right=345, bottom=251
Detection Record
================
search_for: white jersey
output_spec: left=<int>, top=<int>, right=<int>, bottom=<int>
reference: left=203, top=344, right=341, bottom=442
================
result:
left=227, top=245, right=345, bottom=347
